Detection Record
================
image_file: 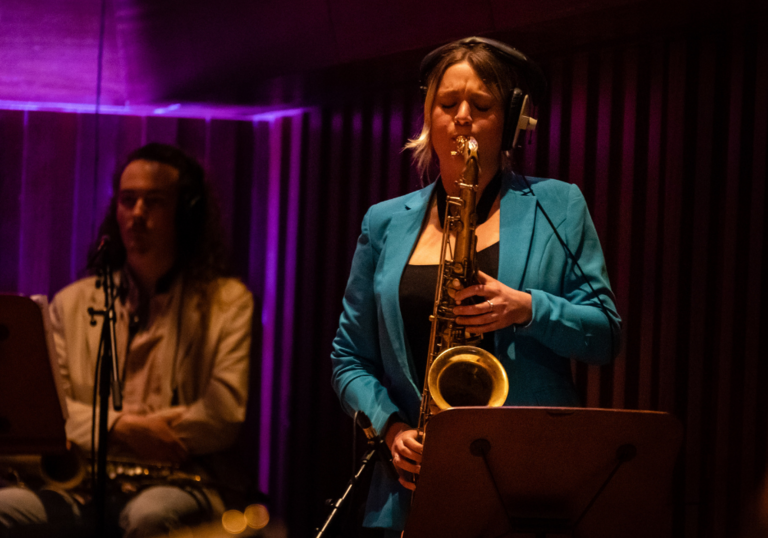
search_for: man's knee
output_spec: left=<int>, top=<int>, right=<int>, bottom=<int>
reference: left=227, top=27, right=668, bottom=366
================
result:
left=119, top=486, right=209, bottom=538
left=0, top=487, right=47, bottom=528
left=0, top=486, right=81, bottom=536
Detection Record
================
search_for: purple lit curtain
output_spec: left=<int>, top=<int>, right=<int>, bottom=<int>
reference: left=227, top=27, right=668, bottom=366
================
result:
left=1, top=19, right=766, bottom=538
left=285, top=22, right=768, bottom=538
left=0, top=110, right=305, bottom=517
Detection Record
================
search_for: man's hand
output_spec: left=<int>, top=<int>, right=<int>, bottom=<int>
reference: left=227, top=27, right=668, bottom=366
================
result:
left=110, top=413, right=188, bottom=464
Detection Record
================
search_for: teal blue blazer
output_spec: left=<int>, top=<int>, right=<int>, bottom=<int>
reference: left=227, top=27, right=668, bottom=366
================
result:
left=331, top=173, right=621, bottom=530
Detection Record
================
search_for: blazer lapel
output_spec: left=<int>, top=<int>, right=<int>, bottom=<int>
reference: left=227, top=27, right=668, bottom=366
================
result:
left=498, top=174, right=537, bottom=292
left=378, top=184, right=435, bottom=385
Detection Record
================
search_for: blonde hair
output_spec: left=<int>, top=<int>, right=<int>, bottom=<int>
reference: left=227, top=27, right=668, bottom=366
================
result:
left=405, top=42, right=518, bottom=179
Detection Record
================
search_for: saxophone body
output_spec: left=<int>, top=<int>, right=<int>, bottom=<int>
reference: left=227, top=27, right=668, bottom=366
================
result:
left=416, top=136, right=509, bottom=438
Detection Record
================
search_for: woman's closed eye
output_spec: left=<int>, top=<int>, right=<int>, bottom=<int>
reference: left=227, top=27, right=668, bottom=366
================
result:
left=471, top=97, right=495, bottom=111
left=439, top=100, right=492, bottom=112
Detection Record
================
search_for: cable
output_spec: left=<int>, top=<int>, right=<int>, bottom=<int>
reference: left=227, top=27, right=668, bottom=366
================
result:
left=89, top=0, right=108, bottom=492
left=92, top=0, right=107, bottom=236
left=518, top=172, right=618, bottom=360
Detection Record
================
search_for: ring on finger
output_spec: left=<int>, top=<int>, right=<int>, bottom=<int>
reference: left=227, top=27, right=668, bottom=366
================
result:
left=486, top=299, right=494, bottom=312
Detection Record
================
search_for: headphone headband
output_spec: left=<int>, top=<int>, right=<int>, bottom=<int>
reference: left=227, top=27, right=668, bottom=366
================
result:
left=419, top=36, right=547, bottom=105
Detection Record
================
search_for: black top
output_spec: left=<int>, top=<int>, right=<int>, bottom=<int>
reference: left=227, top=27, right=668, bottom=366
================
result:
left=436, top=170, right=502, bottom=229
left=399, top=242, right=499, bottom=389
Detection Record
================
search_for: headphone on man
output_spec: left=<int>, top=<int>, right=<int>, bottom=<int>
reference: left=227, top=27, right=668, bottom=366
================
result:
left=114, top=142, right=207, bottom=257
left=174, top=154, right=207, bottom=256
left=419, top=36, right=547, bottom=152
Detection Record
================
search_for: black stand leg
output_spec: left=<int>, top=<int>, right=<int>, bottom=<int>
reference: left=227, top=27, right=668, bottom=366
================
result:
left=470, top=439, right=637, bottom=537
left=94, top=320, right=113, bottom=538
left=87, top=265, right=123, bottom=538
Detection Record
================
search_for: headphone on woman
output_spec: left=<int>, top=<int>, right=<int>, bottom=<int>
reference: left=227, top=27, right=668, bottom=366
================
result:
left=419, top=36, right=547, bottom=151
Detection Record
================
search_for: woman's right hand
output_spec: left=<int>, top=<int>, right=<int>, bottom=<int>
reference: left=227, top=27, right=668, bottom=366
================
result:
left=385, top=422, right=423, bottom=491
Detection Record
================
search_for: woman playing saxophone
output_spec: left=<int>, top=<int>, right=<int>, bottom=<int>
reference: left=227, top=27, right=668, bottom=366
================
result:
left=330, top=37, right=621, bottom=537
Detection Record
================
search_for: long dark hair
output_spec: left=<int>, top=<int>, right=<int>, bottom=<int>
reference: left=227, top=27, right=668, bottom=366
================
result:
left=90, top=143, right=230, bottom=283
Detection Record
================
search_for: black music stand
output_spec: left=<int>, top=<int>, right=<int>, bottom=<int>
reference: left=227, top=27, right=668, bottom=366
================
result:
left=404, top=407, right=683, bottom=538
left=0, top=295, right=68, bottom=455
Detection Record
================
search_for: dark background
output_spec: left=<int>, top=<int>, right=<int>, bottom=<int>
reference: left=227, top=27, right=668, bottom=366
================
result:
left=1, top=1, right=766, bottom=536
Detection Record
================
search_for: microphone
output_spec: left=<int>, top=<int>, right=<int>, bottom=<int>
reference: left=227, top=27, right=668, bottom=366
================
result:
left=356, top=412, right=399, bottom=481
left=87, top=235, right=111, bottom=270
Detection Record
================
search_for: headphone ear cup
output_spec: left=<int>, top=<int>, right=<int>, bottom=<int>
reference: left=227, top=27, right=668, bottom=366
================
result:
left=183, top=194, right=204, bottom=232
left=176, top=174, right=206, bottom=253
left=504, top=88, right=525, bottom=151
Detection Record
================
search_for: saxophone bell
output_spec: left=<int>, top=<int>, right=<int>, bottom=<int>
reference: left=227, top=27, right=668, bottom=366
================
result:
left=0, top=445, right=87, bottom=490
left=428, top=345, right=508, bottom=409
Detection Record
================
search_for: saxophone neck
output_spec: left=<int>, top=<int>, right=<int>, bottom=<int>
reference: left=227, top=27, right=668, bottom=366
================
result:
left=448, top=135, right=479, bottom=270
left=452, top=135, right=479, bottom=189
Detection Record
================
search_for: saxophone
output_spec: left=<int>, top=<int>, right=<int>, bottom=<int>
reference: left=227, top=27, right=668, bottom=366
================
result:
left=0, top=445, right=203, bottom=493
left=416, top=136, right=509, bottom=439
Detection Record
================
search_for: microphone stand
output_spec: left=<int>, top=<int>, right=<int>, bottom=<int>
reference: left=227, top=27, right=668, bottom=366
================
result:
left=315, top=413, right=397, bottom=538
left=87, top=259, right=123, bottom=537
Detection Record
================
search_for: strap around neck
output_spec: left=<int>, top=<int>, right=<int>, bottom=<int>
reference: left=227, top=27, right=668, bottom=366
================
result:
left=435, top=170, right=503, bottom=228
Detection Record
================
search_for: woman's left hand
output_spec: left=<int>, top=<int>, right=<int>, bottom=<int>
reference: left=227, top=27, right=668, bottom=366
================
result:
left=452, top=270, right=532, bottom=333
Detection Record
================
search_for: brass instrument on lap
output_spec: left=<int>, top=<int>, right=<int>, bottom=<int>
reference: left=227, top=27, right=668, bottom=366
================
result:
left=1, top=447, right=201, bottom=493
left=416, top=136, right=509, bottom=439
left=0, top=448, right=87, bottom=490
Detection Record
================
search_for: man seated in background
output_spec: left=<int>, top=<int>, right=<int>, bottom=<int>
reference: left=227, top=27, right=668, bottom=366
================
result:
left=0, top=143, right=254, bottom=538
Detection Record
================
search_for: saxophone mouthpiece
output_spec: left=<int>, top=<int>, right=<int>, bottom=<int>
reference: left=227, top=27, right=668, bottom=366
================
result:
left=451, top=136, right=478, bottom=157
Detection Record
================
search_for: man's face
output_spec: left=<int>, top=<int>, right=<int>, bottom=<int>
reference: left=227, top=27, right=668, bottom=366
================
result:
left=116, top=159, right=180, bottom=276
